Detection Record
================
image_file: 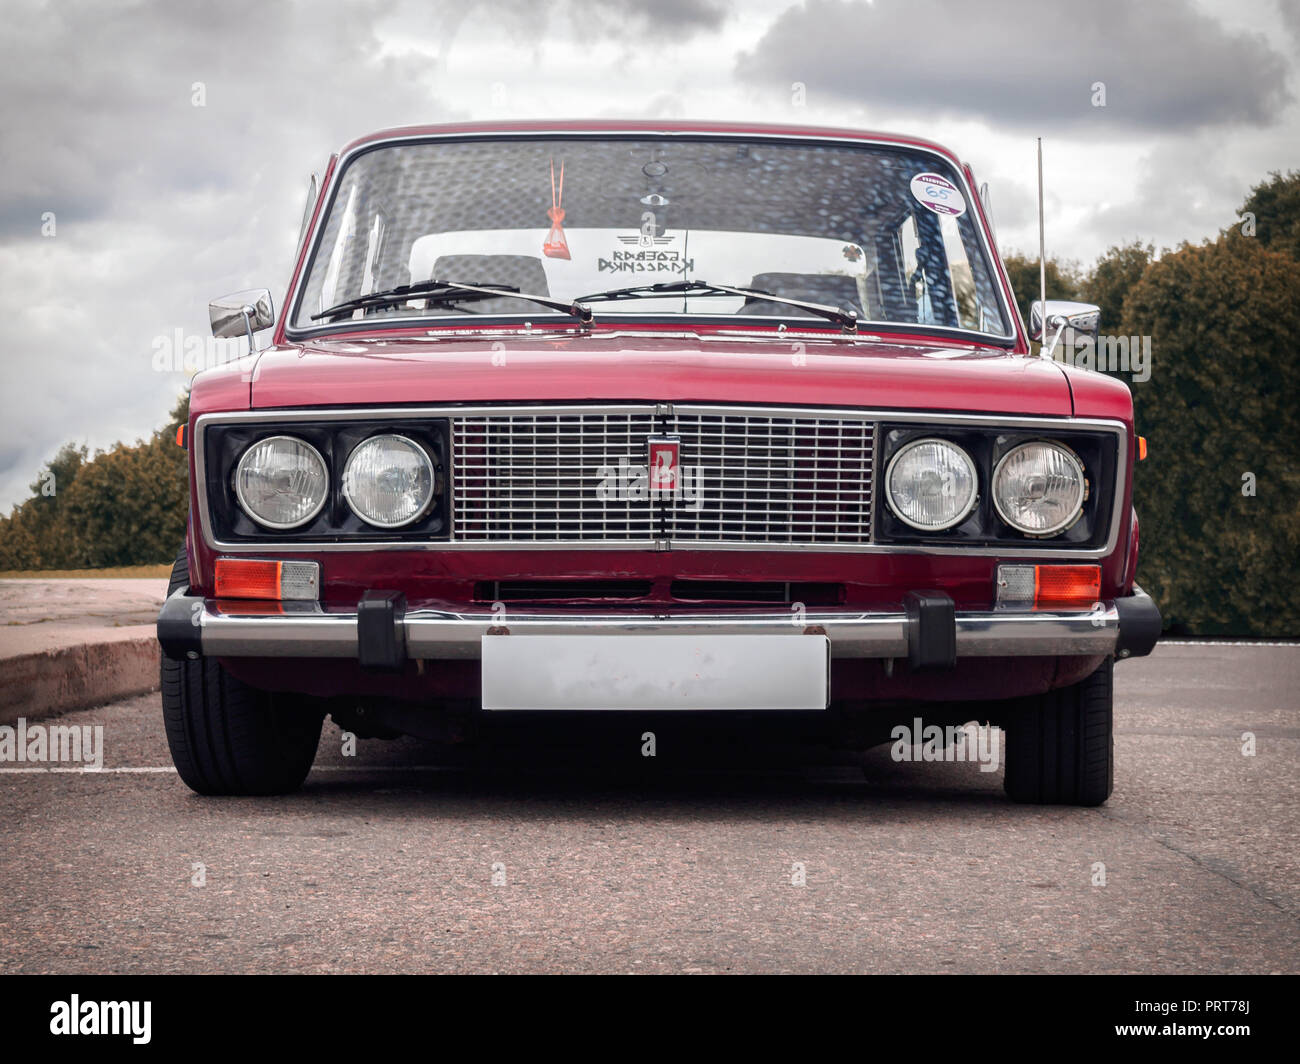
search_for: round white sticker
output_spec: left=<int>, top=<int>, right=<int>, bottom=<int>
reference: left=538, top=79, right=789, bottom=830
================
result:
left=909, top=172, right=966, bottom=217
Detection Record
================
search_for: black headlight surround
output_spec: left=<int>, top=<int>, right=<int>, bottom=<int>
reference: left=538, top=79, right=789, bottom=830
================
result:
left=874, top=424, right=1117, bottom=548
left=205, top=418, right=450, bottom=543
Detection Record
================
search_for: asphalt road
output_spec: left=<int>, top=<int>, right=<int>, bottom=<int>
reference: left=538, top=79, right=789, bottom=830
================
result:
left=1, top=642, right=1297, bottom=974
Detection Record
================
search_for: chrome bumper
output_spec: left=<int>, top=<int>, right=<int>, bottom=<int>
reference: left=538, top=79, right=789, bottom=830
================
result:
left=157, top=586, right=1161, bottom=664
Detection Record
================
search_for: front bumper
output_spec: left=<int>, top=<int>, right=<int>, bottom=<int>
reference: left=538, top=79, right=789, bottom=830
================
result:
left=158, top=585, right=1161, bottom=666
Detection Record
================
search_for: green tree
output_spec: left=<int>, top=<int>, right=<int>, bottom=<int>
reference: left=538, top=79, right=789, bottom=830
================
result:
left=1082, top=239, right=1154, bottom=334
left=1122, top=235, right=1300, bottom=635
left=0, top=394, right=188, bottom=570
left=1235, top=170, right=1300, bottom=261
left=32, top=441, right=88, bottom=499
left=0, top=507, right=41, bottom=569
left=1001, top=251, right=1083, bottom=323
left=0, top=443, right=89, bottom=568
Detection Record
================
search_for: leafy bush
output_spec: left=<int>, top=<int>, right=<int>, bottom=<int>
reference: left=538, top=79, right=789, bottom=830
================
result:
left=1084, top=240, right=1154, bottom=333
left=1119, top=233, right=1300, bottom=635
left=0, top=395, right=188, bottom=570
left=1001, top=252, right=1082, bottom=321
left=1238, top=170, right=1300, bottom=262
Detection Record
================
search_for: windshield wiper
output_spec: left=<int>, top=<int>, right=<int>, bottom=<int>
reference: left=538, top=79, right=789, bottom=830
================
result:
left=312, top=279, right=593, bottom=324
left=575, top=279, right=858, bottom=332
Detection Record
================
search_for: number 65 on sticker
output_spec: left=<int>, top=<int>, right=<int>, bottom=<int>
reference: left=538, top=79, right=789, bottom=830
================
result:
left=909, top=172, right=966, bottom=217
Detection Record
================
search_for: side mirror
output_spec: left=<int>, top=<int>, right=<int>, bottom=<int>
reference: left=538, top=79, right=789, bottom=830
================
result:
left=209, top=289, right=275, bottom=352
left=1028, top=299, right=1100, bottom=344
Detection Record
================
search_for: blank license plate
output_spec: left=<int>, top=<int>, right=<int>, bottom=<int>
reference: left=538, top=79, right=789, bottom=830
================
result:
left=481, top=634, right=829, bottom=711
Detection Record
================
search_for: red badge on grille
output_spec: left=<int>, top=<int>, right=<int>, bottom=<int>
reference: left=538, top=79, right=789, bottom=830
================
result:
left=647, top=436, right=680, bottom=493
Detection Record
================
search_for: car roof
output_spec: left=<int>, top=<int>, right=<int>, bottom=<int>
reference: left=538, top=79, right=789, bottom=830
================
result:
left=337, top=120, right=967, bottom=168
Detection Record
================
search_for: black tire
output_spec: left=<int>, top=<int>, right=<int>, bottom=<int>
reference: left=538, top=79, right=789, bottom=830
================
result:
left=1003, top=657, right=1114, bottom=806
left=160, top=545, right=323, bottom=795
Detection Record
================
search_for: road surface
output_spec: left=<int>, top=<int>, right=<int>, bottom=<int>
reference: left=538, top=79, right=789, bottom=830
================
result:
left=1, top=642, right=1296, bottom=973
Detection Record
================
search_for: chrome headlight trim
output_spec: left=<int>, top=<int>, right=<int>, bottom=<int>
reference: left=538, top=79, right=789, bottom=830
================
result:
left=341, top=433, right=437, bottom=529
left=884, top=436, right=979, bottom=532
left=233, top=435, right=330, bottom=530
left=992, top=440, right=1086, bottom=536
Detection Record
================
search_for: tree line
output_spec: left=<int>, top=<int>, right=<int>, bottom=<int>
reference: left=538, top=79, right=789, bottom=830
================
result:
left=0, top=395, right=189, bottom=570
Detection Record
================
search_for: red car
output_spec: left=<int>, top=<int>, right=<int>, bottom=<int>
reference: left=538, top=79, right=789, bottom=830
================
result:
left=157, top=120, right=1160, bottom=803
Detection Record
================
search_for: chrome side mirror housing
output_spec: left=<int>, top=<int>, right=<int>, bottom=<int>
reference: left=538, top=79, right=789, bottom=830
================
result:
left=1028, top=299, right=1100, bottom=343
left=209, top=289, right=275, bottom=352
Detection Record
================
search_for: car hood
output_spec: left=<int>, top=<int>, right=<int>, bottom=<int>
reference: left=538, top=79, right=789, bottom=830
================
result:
left=249, top=332, right=1073, bottom=416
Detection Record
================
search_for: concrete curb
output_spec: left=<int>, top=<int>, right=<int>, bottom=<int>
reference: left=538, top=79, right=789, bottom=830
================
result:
left=0, top=632, right=160, bottom=725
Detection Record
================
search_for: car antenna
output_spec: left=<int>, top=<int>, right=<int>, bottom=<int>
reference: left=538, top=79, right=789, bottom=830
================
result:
left=1037, top=136, right=1049, bottom=359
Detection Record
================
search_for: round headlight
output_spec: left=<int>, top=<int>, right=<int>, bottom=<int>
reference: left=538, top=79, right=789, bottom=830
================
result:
left=234, top=435, right=329, bottom=529
left=885, top=438, right=978, bottom=531
left=992, top=441, right=1086, bottom=535
left=342, top=434, right=435, bottom=528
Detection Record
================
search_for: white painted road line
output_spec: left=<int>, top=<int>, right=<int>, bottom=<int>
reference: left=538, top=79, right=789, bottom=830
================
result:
left=1160, top=639, right=1300, bottom=647
left=0, top=765, right=453, bottom=775
left=0, top=766, right=176, bottom=774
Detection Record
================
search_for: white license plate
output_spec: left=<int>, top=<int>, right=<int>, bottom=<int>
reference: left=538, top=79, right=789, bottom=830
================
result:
left=481, top=634, right=830, bottom=711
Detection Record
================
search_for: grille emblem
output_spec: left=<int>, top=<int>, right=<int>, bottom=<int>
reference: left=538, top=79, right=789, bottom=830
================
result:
left=647, top=436, right=681, bottom=493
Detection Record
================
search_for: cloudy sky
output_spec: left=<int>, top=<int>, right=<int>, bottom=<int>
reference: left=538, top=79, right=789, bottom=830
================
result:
left=1, top=0, right=1297, bottom=510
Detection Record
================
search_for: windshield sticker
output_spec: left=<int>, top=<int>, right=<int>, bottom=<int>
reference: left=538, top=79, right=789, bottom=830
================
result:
left=909, top=173, right=966, bottom=217
left=543, top=158, right=571, bottom=260
left=599, top=231, right=694, bottom=274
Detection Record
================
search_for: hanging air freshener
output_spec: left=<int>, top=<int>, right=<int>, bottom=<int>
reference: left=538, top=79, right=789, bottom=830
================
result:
left=543, top=157, right=570, bottom=260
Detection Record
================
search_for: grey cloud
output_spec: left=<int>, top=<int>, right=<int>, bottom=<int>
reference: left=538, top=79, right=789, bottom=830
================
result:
left=736, top=0, right=1292, bottom=133
left=980, top=176, right=1035, bottom=237
left=1279, top=0, right=1300, bottom=43
left=0, top=0, right=462, bottom=509
left=0, top=0, right=446, bottom=236
left=380, top=0, right=731, bottom=58
left=573, top=0, right=732, bottom=33
left=1082, top=134, right=1264, bottom=255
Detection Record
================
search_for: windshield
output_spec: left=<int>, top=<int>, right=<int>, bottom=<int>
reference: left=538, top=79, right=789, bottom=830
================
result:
left=291, top=136, right=1011, bottom=337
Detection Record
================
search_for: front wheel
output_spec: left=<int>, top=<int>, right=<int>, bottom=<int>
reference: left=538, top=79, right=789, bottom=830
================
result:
left=160, top=546, right=323, bottom=795
left=1002, top=657, right=1114, bottom=806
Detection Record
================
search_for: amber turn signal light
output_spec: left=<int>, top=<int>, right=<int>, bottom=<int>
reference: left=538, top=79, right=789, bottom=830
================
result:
left=1137, top=436, right=1147, bottom=461
left=214, top=558, right=320, bottom=601
left=996, top=564, right=1101, bottom=608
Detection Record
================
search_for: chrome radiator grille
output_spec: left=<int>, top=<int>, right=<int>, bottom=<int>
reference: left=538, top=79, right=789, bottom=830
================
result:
left=452, top=407, right=659, bottom=542
left=666, top=410, right=874, bottom=545
left=450, top=405, right=874, bottom=547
